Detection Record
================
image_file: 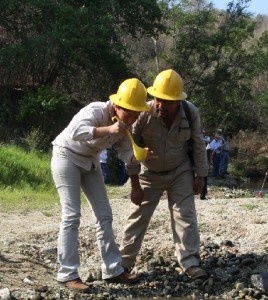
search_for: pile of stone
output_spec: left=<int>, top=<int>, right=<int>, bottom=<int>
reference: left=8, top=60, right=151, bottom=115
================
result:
left=1, top=238, right=268, bottom=300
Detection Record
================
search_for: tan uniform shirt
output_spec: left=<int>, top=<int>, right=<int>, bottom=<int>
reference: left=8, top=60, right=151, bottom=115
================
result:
left=131, top=100, right=208, bottom=177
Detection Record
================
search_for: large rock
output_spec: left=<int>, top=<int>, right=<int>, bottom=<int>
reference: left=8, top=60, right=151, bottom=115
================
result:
left=251, top=272, right=268, bottom=293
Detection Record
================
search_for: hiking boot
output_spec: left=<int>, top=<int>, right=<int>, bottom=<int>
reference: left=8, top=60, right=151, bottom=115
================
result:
left=105, top=271, right=139, bottom=284
left=57, top=278, right=91, bottom=293
left=185, top=266, right=207, bottom=280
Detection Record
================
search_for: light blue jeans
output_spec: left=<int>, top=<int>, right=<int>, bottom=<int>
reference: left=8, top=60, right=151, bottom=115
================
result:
left=220, top=150, right=230, bottom=175
left=51, top=146, right=123, bottom=282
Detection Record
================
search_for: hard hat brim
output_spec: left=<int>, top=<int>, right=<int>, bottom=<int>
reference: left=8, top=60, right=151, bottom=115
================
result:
left=110, top=94, right=150, bottom=112
left=147, top=86, right=187, bottom=101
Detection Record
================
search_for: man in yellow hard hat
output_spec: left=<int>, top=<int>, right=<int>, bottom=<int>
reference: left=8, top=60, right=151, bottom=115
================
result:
left=51, top=78, right=151, bottom=293
left=120, top=70, right=208, bottom=280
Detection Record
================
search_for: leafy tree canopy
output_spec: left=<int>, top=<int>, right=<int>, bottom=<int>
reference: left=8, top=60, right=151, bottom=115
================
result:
left=0, top=0, right=163, bottom=96
left=161, top=0, right=267, bottom=132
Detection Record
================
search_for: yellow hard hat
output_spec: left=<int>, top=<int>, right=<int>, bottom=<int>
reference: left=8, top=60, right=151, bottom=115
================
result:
left=147, top=69, right=187, bottom=100
left=110, top=78, right=149, bottom=112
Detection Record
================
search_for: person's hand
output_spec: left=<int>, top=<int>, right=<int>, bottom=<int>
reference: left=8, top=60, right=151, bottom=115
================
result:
left=144, top=148, right=158, bottom=160
left=130, top=185, right=144, bottom=206
left=193, top=176, right=204, bottom=195
left=109, top=120, right=127, bottom=134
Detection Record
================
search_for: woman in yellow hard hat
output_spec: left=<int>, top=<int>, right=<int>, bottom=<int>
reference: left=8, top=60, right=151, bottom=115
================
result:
left=51, top=78, right=149, bottom=293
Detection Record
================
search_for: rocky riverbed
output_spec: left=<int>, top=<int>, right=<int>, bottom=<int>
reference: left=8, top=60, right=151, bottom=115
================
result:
left=0, top=184, right=268, bottom=300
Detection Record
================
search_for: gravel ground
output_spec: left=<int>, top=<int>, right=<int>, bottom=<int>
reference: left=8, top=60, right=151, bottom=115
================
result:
left=0, top=185, right=268, bottom=300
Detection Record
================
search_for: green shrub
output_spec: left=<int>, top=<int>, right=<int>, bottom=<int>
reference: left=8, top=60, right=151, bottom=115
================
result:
left=17, top=86, right=74, bottom=150
left=24, top=127, right=48, bottom=152
left=0, top=144, right=53, bottom=190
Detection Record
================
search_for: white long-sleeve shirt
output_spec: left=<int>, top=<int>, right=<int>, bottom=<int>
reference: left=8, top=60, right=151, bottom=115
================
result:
left=52, top=100, right=139, bottom=173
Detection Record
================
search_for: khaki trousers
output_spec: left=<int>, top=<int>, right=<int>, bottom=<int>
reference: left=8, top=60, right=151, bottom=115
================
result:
left=120, top=166, right=200, bottom=271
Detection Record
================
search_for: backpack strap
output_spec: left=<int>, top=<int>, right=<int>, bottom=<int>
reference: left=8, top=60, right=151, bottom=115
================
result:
left=182, top=100, right=192, bottom=128
left=182, top=100, right=194, bottom=168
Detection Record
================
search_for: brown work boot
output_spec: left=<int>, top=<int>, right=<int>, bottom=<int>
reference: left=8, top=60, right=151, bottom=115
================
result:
left=57, top=278, right=91, bottom=293
left=123, top=266, right=129, bottom=272
left=105, top=271, right=139, bottom=284
left=185, top=266, right=207, bottom=280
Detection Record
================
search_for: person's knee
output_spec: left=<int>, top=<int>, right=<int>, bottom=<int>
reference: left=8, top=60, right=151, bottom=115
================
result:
left=61, top=214, right=81, bottom=228
left=96, top=213, right=113, bottom=229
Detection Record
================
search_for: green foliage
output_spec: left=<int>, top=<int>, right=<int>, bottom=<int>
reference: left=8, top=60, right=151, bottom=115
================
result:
left=0, top=145, right=54, bottom=190
left=243, top=190, right=253, bottom=198
left=250, top=30, right=268, bottom=131
left=0, top=0, right=163, bottom=142
left=0, top=144, right=130, bottom=213
left=229, top=156, right=268, bottom=179
left=24, top=127, right=48, bottom=151
left=0, top=0, right=163, bottom=100
left=198, top=222, right=207, bottom=232
left=0, top=0, right=267, bottom=138
left=242, top=203, right=258, bottom=210
left=228, top=161, right=247, bottom=178
left=258, top=90, right=268, bottom=118
left=127, top=0, right=268, bottom=133
left=0, top=187, right=58, bottom=213
left=158, top=0, right=266, bottom=132
left=106, top=185, right=130, bottom=199
left=17, top=86, right=73, bottom=148
left=0, top=181, right=129, bottom=213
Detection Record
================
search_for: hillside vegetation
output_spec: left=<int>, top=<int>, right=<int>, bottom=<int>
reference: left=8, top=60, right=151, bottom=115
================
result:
left=0, top=0, right=268, bottom=148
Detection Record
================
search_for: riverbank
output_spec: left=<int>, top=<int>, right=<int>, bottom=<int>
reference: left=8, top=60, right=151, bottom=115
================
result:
left=0, top=185, right=268, bottom=299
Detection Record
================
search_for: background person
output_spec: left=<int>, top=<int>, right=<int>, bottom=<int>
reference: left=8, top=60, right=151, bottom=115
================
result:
left=120, top=69, right=208, bottom=280
left=51, top=78, right=150, bottom=293
left=100, top=147, right=128, bottom=185
left=117, top=156, right=128, bottom=185
left=200, top=128, right=211, bottom=200
left=108, top=147, right=128, bottom=186
left=220, top=136, right=231, bottom=176
left=100, top=148, right=109, bottom=184
left=217, top=128, right=225, bottom=145
left=210, top=133, right=223, bottom=177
